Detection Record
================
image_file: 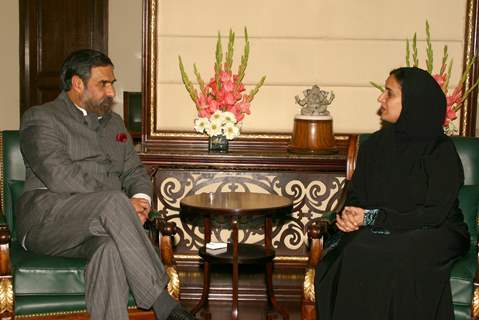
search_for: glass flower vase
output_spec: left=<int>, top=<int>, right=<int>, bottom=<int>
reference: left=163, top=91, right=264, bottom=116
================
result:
left=208, top=134, right=229, bottom=153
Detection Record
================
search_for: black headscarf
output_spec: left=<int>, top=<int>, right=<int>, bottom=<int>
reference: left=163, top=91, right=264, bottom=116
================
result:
left=394, top=67, right=446, bottom=140
left=347, top=67, right=464, bottom=230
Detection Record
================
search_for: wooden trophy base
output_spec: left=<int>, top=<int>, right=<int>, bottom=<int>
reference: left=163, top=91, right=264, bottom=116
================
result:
left=287, top=115, right=338, bottom=154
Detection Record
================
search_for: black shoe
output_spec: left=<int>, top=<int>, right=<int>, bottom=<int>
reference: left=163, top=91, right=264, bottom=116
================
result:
left=167, top=304, right=196, bottom=320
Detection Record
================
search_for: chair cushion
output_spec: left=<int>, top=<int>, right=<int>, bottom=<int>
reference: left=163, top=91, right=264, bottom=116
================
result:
left=11, top=241, right=138, bottom=315
left=11, top=241, right=87, bottom=295
left=454, top=304, right=472, bottom=320
left=15, top=295, right=87, bottom=316
left=15, top=295, right=137, bottom=316
left=450, top=245, right=476, bottom=306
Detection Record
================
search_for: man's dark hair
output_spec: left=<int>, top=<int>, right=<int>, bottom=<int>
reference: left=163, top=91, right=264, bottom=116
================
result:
left=60, top=49, right=113, bottom=91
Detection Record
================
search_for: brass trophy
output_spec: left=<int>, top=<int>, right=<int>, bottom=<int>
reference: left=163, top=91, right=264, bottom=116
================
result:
left=288, top=85, right=338, bottom=154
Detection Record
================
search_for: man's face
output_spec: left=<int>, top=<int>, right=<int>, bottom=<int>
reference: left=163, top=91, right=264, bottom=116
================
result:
left=80, top=65, right=116, bottom=115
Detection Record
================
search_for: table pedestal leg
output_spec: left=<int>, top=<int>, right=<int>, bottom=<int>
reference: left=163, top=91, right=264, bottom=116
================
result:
left=264, top=216, right=289, bottom=320
left=190, top=260, right=211, bottom=317
left=231, top=218, right=239, bottom=320
left=191, top=217, right=212, bottom=318
left=265, top=261, right=289, bottom=320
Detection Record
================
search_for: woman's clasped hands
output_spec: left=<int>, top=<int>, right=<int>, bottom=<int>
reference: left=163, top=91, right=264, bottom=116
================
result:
left=336, top=206, right=365, bottom=232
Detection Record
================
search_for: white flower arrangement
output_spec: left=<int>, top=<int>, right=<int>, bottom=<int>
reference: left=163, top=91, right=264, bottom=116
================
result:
left=194, top=110, right=241, bottom=140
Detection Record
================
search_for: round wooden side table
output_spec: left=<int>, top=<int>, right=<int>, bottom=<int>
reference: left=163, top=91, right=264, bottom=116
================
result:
left=180, top=192, right=293, bottom=320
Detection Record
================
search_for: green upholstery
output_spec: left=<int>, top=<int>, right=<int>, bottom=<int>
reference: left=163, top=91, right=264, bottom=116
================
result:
left=2, top=130, right=24, bottom=241
left=358, top=134, right=479, bottom=320
left=450, top=137, right=479, bottom=320
left=0, top=130, right=137, bottom=317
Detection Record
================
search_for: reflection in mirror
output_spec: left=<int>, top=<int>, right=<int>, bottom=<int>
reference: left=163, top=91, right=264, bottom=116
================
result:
left=143, top=0, right=479, bottom=150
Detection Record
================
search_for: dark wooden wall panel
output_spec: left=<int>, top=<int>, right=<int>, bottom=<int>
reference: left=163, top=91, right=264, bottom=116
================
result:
left=20, top=0, right=108, bottom=115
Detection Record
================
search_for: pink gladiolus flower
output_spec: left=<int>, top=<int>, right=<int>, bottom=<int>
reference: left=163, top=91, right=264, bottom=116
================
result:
left=214, top=90, right=225, bottom=105
left=196, top=94, right=219, bottom=118
left=236, top=82, right=245, bottom=92
left=446, top=105, right=457, bottom=119
left=207, top=100, right=220, bottom=113
left=237, top=101, right=251, bottom=115
left=443, top=105, right=457, bottom=126
left=196, top=93, right=208, bottom=108
left=208, top=78, right=219, bottom=94
left=233, top=110, right=245, bottom=122
left=446, top=87, right=463, bottom=107
left=223, top=80, right=235, bottom=92
left=433, top=74, right=447, bottom=89
left=198, top=109, right=210, bottom=118
left=223, top=92, right=236, bottom=106
left=220, top=71, right=233, bottom=83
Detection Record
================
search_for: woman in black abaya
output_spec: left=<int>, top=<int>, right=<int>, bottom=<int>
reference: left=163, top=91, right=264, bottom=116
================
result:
left=315, top=67, right=470, bottom=320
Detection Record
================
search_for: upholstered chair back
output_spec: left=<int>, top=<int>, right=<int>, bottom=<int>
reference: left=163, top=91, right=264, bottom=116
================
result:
left=1, top=130, right=25, bottom=241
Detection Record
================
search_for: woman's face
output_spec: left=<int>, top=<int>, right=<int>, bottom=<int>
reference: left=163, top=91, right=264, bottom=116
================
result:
left=377, top=75, right=403, bottom=123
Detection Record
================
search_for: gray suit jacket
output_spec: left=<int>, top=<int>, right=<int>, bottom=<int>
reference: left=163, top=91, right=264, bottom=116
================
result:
left=17, top=92, right=152, bottom=240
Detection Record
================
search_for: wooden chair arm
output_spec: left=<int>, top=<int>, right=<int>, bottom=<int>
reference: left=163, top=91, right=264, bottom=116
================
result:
left=0, top=223, right=10, bottom=244
left=306, top=220, right=331, bottom=267
left=0, top=223, right=11, bottom=275
left=153, top=217, right=180, bottom=300
left=156, top=219, right=178, bottom=238
left=0, top=216, right=14, bottom=318
left=155, top=219, right=177, bottom=265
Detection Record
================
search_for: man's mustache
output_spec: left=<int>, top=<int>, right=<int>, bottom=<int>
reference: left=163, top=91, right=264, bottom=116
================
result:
left=83, top=95, right=116, bottom=115
left=100, top=96, right=115, bottom=109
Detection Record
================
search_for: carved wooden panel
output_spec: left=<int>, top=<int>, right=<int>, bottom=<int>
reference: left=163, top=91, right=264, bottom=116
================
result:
left=149, top=168, right=345, bottom=258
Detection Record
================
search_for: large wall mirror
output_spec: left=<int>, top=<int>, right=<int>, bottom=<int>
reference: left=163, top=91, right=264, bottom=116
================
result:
left=142, top=0, right=479, bottom=151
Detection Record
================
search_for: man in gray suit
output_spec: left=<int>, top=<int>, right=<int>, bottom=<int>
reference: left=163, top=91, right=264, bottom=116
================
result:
left=17, top=49, right=194, bottom=320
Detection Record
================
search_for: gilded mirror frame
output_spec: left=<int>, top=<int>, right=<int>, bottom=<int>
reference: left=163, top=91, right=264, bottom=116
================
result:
left=142, top=0, right=479, bottom=152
